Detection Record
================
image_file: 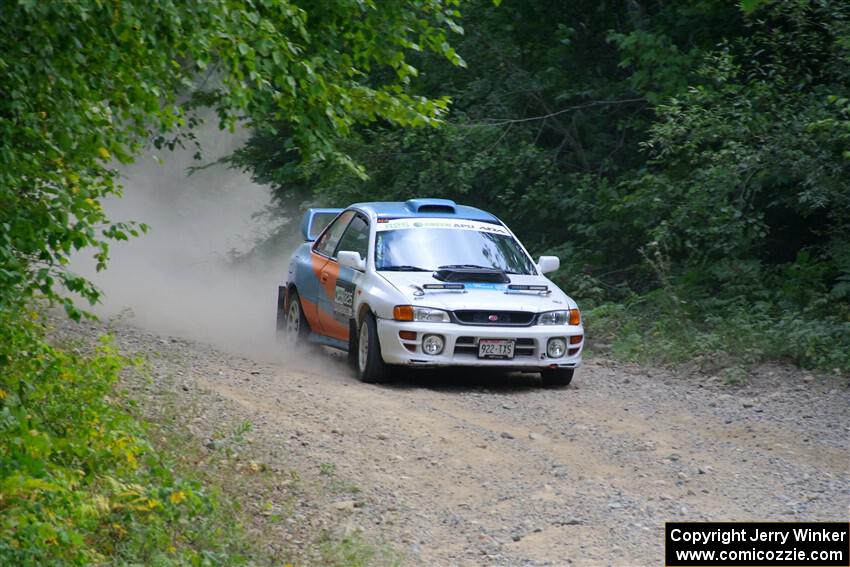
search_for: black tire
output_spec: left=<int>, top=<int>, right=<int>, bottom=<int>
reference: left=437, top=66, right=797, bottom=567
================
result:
left=356, top=312, right=387, bottom=383
left=541, top=368, right=574, bottom=388
left=283, top=289, right=310, bottom=348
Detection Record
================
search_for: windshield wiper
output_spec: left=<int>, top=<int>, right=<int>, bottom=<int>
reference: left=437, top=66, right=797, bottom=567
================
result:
left=380, top=265, right=431, bottom=272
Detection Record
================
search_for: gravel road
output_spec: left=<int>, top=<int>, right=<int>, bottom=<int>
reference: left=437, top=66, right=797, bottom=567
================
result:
left=56, top=318, right=850, bottom=566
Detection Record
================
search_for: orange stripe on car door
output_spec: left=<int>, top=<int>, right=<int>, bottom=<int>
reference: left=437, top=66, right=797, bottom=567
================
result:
left=310, top=251, right=340, bottom=300
left=320, top=258, right=340, bottom=299
left=319, top=309, right=349, bottom=341
left=299, top=296, right=322, bottom=332
left=309, top=251, right=348, bottom=341
left=310, top=251, right=328, bottom=281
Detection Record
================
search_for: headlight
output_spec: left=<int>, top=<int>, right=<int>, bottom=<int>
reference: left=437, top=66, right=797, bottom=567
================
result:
left=538, top=309, right=580, bottom=325
left=393, top=305, right=450, bottom=323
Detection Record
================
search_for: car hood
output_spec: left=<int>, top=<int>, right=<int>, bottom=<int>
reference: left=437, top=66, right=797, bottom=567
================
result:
left=378, top=271, right=576, bottom=312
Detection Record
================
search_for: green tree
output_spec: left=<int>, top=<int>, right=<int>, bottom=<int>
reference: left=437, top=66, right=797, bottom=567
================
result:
left=1, top=2, right=468, bottom=562
left=236, top=0, right=850, bottom=371
left=0, top=0, right=463, bottom=315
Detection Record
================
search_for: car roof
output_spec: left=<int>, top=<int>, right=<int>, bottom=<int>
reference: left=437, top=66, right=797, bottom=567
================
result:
left=351, top=199, right=501, bottom=223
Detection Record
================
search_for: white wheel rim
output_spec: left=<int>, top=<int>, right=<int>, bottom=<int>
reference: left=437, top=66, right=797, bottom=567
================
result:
left=358, top=321, right=369, bottom=373
left=286, top=300, right=300, bottom=346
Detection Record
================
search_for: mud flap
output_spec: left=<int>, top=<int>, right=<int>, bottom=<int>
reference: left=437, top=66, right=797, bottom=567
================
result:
left=276, top=285, right=287, bottom=336
left=347, top=318, right=358, bottom=367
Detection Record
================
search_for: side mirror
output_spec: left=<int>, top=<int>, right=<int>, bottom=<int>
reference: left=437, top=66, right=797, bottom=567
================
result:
left=338, top=250, right=366, bottom=271
left=537, top=255, right=560, bottom=274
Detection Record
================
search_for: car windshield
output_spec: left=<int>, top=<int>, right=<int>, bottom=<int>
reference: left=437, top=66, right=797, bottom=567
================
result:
left=374, top=218, right=536, bottom=275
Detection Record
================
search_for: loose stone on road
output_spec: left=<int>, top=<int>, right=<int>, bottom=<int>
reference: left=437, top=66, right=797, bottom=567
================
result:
left=57, top=318, right=850, bottom=566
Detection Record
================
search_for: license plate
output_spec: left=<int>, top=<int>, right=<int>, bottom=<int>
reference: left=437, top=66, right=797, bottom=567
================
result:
left=478, top=339, right=515, bottom=359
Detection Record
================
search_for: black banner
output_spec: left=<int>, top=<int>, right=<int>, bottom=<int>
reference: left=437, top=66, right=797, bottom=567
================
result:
left=665, top=522, right=849, bottom=566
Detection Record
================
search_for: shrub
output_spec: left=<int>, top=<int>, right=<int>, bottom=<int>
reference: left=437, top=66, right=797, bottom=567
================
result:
left=0, top=305, right=246, bottom=565
left=587, top=290, right=850, bottom=375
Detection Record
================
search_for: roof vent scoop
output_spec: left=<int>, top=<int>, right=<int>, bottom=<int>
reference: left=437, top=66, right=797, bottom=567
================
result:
left=405, top=198, right=457, bottom=214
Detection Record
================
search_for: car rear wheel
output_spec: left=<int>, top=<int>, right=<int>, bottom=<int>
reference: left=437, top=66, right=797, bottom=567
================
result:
left=541, top=368, right=574, bottom=388
left=357, top=313, right=387, bottom=383
left=284, top=289, right=310, bottom=348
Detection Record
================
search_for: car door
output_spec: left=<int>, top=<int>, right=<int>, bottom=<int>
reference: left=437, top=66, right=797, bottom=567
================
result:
left=308, top=210, right=354, bottom=337
left=321, top=213, right=370, bottom=339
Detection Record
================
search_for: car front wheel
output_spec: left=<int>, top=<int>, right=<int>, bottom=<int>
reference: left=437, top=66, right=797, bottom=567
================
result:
left=541, top=368, right=574, bottom=388
left=357, top=313, right=387, bottom=383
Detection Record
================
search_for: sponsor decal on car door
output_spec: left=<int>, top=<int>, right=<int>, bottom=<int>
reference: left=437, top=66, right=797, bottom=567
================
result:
left=313, top=252, right=350, bottom=341
left=334, top=284, right=354, bottom=318
left=307, top=211, right=355, bottom=340
left=321, top=213, right=369, bottom=340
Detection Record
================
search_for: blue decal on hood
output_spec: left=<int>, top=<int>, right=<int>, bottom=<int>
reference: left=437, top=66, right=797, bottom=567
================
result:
left=462, top=283, right=508, bottom=290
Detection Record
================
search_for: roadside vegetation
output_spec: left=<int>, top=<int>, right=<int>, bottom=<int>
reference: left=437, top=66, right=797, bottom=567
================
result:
left=233, top=0, right=850, bottom=375
left=0, top=307, right=257, bottom=564
left=0, top=0, right=462, bottom=563
left=1, top=0, right=847, bottom=563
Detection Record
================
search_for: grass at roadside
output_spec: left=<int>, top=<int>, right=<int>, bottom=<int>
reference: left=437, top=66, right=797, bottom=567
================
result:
left=1, top=305, right=396, bottom=565
left=0, top=306, right=257, bottom=565
left=585, top=290, right=850, bottom=379
left=318, top=531, right=402, bottom=567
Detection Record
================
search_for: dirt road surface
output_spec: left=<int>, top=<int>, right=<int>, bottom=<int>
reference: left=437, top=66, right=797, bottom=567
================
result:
left=58, top=318, right=850, bottom=566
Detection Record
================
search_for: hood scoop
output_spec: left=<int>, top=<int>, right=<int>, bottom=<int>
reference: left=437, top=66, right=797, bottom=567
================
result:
left=432, top=266, right=510, bottom=284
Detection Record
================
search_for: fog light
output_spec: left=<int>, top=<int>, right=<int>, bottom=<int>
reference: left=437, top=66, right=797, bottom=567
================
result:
left=547, top=338, right=567, bottom=358
left=422, top=334, right=445, bottom=355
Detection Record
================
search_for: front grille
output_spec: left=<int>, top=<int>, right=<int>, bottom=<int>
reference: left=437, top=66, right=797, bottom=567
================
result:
left=453, top=310, right=535, bottom=326
left=453, top=337, right=536, bottom=357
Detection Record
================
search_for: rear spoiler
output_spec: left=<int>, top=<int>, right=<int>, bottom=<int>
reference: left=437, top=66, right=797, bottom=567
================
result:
left=300, top=208, right=344, bottom=241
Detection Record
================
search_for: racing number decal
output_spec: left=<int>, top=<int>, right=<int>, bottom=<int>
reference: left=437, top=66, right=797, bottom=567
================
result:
left=334, top=284, right=355, bottom=318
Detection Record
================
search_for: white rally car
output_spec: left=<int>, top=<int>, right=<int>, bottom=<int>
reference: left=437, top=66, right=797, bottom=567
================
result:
left=277, top=199, right=583, bottom=386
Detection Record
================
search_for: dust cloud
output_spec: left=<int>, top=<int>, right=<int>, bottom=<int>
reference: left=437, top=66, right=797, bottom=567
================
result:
left=72, top=124, right=304, bottom=363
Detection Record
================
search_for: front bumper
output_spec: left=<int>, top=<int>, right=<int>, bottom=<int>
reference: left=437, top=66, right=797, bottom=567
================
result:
left=376, top=318, right=583, bottom=369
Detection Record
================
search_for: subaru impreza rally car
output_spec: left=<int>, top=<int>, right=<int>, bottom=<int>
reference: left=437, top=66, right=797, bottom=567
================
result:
left=276, top=199, right=583, bottom=386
